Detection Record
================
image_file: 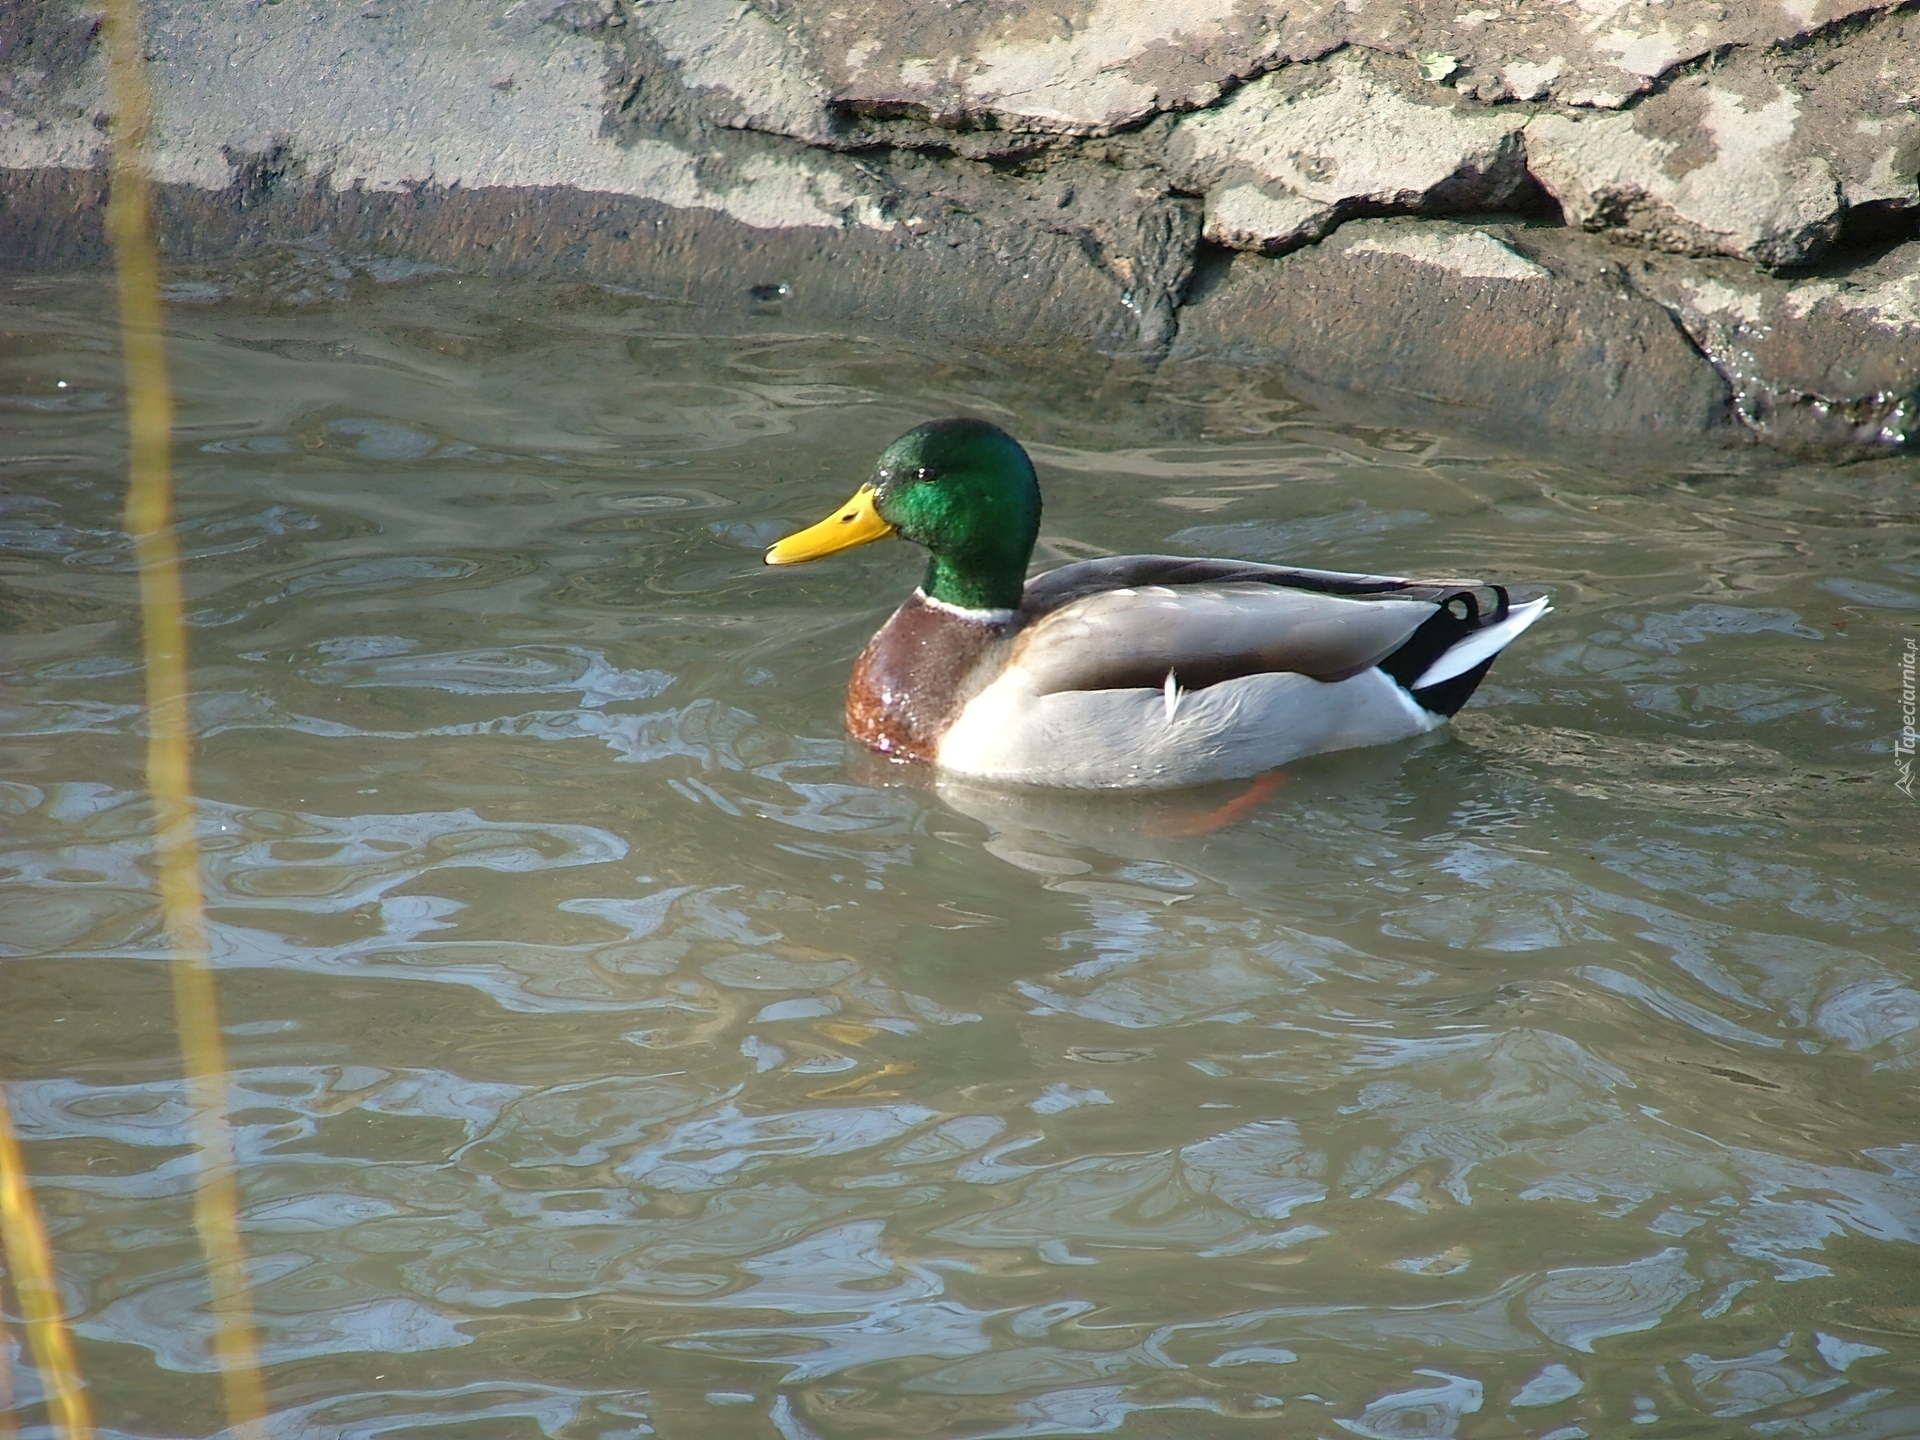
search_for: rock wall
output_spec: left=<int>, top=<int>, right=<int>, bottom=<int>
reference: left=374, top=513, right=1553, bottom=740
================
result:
left=2, top=0, right=1916, bottom=454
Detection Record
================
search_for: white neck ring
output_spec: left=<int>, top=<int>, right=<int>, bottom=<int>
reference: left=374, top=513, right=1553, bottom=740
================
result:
left=913, top=589, right=1015, bottom=625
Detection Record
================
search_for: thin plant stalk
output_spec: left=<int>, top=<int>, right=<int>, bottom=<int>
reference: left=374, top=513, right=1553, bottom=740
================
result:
left=99, top=0, right=270, bottom=1433
left=0, top=1082, right=92, bottom=1439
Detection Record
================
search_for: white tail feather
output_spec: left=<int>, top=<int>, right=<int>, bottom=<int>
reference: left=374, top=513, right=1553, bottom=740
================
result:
left=1411, top=596, right=1552, bottom=690
left=1163, top=670, right=1183, bottom=724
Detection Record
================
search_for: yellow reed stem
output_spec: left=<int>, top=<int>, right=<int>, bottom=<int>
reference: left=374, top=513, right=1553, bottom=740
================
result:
left=0, top=1083, right=93, bottom=1438
left=0, top=1332, right=14, bottom=1440
left=99, top=1, right=269, bottom=1435
left=0, top=1307, right=15, bottom=1440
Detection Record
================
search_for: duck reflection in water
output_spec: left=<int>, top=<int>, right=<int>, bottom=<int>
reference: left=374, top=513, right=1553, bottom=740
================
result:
left=848, top=729, right=1473, bottom=913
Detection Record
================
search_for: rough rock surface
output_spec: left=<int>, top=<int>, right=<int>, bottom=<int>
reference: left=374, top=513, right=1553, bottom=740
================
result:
left=2, top=0, right=1917, bottom=454
left=0, top=0, right=891, bottom=230
left=1165, top=50, right=1533, bottom=253
left=1638, top=241, right=1920, bottom=451
left=1527, top=12, right=1920, bottom=269
left=787, top=0, right=1902, bottom=130
left=1171, top=219, right=1736, bottom=440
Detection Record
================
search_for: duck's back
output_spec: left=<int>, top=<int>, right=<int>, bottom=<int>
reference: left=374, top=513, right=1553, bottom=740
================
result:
left=1015, top=554, right=1480, bottom=617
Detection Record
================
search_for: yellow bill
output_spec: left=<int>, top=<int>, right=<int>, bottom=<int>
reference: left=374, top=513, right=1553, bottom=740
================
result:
left=765, top=484, right=895, bottom=565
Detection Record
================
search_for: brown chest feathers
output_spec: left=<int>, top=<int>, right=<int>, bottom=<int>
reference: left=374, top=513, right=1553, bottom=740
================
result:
left=846, top=593, right=1011, bottom=763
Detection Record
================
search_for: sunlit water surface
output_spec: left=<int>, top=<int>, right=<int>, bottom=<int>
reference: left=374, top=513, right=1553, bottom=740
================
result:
left=3, top=266, right=1918, bottom=1440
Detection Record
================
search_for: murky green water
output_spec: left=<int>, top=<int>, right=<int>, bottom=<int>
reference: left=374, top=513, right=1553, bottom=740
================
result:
left=3, top=262, right=1918, bottom=1439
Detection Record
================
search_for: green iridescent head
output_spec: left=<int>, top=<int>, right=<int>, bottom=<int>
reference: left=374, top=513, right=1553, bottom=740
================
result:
left=765, top=418, right=1042, bottom=612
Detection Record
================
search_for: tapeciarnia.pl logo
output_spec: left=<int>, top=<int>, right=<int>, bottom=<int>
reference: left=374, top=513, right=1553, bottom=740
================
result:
left=1898, top=636, right=1916, bottom=800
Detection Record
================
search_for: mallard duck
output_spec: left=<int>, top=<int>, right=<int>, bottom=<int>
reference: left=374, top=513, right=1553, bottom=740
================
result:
left=765, top=418, right=1549, bottom=790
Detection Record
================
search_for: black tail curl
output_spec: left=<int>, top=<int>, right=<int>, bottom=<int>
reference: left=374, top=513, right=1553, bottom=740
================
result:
left=1374, top=585, right=1513, bottom=717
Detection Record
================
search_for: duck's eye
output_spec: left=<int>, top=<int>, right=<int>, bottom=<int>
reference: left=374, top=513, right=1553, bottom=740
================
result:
left=915, top=467, right=934, bottom=481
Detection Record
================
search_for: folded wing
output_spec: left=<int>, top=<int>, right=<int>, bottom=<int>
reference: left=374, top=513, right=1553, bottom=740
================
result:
left=1007, top=583, right=1442, bottom=696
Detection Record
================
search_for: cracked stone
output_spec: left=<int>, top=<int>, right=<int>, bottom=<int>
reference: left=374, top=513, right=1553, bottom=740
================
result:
left=1527, top=19, right=1920, bottom=269
left=1638, top=243, right=1920, bottom=453
left=1167, top=50, right=1531, bottom=253
left=786, top=0, right=1906, bottom=132
left=1527, top=96, right=1844, bottom=269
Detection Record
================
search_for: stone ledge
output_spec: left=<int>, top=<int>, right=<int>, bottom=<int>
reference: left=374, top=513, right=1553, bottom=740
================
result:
left=2, top=0, right=1916, bottom=456
left=1170, top=219, right=1737, bottom=443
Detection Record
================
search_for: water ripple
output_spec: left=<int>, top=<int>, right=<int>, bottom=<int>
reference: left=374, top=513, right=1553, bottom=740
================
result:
left=4, top=273, right=1915, bottom=1439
